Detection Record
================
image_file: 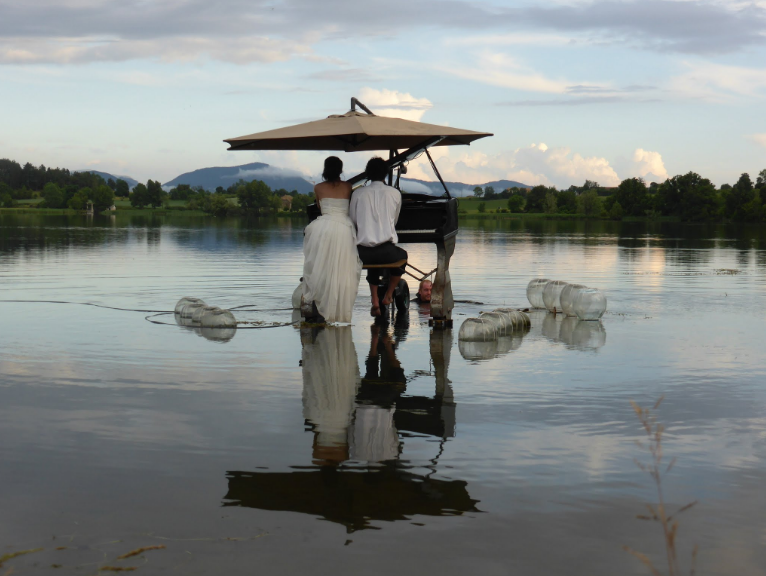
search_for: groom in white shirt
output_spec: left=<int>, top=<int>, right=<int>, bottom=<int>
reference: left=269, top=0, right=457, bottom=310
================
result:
left=349, top=157, right=408, bottom=316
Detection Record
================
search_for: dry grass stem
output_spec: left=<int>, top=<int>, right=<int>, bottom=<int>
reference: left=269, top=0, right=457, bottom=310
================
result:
left=0, top=549, right=43, bottom=568
left=625, top=398, right=699, bottom=576
left=116, top=545, right=166, bottom=560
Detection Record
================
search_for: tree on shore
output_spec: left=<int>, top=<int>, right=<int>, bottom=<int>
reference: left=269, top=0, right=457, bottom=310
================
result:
left=577, top=189, right=603, bottom=217
left=42, top=182, right=64, bottom=208
left=92, top=185, right=115, bottom=212
left=131, top=183, right=149, bottom=208
left=147, top=180, right=164, bottom=208
left=615, top=178, right=648, bottom=217
left=657, top=172, right=719, bottom=221
left=115, top=179, right=129, bottom=197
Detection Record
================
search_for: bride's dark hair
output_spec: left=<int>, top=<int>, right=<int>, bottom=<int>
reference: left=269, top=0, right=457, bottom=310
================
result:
left=322, top=156, right=343, bottom=183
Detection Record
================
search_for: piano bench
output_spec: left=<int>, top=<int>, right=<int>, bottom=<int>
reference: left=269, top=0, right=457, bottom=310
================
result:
left=361, top=259, right=407, bottom=270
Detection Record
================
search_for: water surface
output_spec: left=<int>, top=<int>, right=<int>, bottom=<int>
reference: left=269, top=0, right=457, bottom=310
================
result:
left=2, top=214, right=765, bottom=575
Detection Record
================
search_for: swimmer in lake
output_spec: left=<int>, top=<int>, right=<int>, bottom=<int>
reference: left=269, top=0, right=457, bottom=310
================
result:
left=413, top=279, right=432, bottom=304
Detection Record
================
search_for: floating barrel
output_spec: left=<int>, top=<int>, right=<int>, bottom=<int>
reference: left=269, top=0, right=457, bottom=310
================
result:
left=175, top=297, right=205, bottom=315
left=542, top=280, right=568, bottom=313
left=526, top=279, right=550, bottom=309
left=192, top=305, right=220, bottom=324
left=573, top=288, right=607, bottom=321
left=458, top=317, right=497, bottom=342
left=479, top=311, right=513, bottom=337
left=180, top=302, right=206, bottom=319
left=199, top=307, right=237, bottom=328
left=560, top=284, right=586, bottom=317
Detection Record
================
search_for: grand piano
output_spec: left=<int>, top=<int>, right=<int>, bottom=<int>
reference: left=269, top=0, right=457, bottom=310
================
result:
left=307, top=140, right=460, bottom=327
left=225, top=97, right=491, bottom=327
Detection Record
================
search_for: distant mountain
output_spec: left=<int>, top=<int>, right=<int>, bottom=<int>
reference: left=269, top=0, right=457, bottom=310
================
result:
left=400, top=177, right=530, bottom=197
left=79, top=170, right=139, bottom=190
left=164, top=162, right=314, bottom=194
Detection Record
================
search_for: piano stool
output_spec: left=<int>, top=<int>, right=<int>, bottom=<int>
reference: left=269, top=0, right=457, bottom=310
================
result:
left=361, top=259, right=408, bottom=270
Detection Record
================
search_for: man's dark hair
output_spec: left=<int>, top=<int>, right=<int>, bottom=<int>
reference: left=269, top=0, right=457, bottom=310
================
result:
left=365, top=157, right=388, bottom=182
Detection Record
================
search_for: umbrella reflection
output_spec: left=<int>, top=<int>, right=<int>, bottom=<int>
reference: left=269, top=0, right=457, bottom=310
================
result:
left=223, top=314, right=477, bottom=531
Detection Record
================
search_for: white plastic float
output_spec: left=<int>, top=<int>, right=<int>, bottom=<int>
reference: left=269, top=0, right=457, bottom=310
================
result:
left=573, top=288, right=607, bottom=320
left=560, top=284, right=586, bottom=317
left=175, top=297, right=205, bottom=315
left=192, top=305, right=220, bottom=324
left=458, top=317, right=498, bottom=342
left=479, top=311, right=513, bottom=337
left=526, top=278, right=549, bottom=309
left=180, top=302, right=206, bottom=319
left=542, top=280, right=568, bottom=313
left=199, top=307, right=237, bottom=328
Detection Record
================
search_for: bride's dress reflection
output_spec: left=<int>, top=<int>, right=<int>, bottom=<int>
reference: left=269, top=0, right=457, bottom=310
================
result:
left=223, top=315, right=478, bottom=532
left=300, top=325, right=359, bottom=465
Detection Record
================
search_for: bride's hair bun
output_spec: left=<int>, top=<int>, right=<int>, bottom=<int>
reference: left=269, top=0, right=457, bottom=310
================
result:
left=322, top=156, right=343, bottom=182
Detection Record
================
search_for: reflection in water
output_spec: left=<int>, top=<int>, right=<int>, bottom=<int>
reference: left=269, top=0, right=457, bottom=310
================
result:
left=174, top=312, right=237, bottom=342
left=542, top=313, right=606, bottom=351
left=223, top=316, right=477, bottom=532
left=459, top=324, right=531, bottom=361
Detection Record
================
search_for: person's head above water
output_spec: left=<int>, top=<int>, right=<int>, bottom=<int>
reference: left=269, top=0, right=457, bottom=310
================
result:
left=365, top=157, right=388, bottom=182
left=322, top=156, right=343, bottom=183
left=418, top=279, right=432, bottom=303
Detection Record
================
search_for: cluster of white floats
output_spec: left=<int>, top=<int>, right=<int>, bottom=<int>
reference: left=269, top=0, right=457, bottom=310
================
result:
left=458, top=308, right=531, bottom=342
left=526, top=279, right=607, bottom=320
left=174, top=297, right=237, bottom=328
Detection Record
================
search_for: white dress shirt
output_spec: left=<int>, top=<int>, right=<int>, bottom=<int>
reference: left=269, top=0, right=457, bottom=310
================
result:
left=348, top=180, right=402, bottom=247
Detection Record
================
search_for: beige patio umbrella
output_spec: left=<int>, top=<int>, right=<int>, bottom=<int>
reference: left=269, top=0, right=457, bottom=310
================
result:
left=224, top=99, right=492, bottom=153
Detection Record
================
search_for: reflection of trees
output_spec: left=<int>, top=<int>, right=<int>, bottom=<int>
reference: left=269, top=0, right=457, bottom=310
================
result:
left=222, top=320, right=477, bottom=532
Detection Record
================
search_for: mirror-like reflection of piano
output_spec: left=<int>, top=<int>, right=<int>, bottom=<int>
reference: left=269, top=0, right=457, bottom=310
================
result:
left=222, top=318, right=478, bottom=532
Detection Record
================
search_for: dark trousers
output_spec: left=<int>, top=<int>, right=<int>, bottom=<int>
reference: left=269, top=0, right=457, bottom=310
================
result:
left=357, top=242, right=408, bottom=285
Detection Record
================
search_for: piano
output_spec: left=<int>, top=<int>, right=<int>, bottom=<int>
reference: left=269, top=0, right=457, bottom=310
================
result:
left=307, top=190, right=458, bottom=327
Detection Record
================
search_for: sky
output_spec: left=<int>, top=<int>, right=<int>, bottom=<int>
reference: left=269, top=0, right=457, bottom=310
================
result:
left=1, top=0, right=765, bottom=188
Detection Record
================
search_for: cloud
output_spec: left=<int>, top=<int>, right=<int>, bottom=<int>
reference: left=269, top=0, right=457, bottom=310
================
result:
left=226, top=166, right=308, bottom=180
left=612, top=149, right=669, bottom=182
left=519, top=0, right=766, bottom=54
left=669, top=61, right=766, bottom=101
left=444, top=51, right=571, bottom=93
left=306, top=68, right=382, bottom=82
left=747, top=133, right=766, bottom=147
left=499, top=83, right=662, bottom=105
left=356, top=87, right=433, bottom=121
left=0, top=36, right=311, bottom=65
left=404, top=142, right=621, bottom=188
left=1, top=0, right=762, bottom=66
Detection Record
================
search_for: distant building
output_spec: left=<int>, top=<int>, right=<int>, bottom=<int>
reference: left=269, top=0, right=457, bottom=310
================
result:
left=281, top=195, right=293, bottom=210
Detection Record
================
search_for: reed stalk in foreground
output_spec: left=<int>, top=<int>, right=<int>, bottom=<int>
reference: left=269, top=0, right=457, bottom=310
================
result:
left=625, top=396, right=699, bottom=576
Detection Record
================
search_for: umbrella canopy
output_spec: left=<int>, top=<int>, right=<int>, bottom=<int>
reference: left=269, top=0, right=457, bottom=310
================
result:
left=225, top=110, right=492, bottom=152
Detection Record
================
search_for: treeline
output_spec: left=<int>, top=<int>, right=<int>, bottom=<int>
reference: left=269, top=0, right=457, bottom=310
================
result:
left=0, top=158, right=128, bottom=210
left=473, top=170, right=766, bottom=222
left=166, top=180, right=315, bottom=217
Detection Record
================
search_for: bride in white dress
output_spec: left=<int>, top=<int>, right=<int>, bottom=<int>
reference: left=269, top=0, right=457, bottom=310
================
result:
left=301, top=156, right=362, bottom=323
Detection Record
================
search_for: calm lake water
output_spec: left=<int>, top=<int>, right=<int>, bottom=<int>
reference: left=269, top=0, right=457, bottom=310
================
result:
left=2, top=213, right=766, bottom=575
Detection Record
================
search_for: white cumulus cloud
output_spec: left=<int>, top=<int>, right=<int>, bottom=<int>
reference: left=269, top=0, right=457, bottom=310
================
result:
left=613, top=148, right=669, bottom=183
left=404, top=143, right=621, bottom=188
left=747, top=133, right=766, bottom=147
left=356, top=87, right=433, bottom=121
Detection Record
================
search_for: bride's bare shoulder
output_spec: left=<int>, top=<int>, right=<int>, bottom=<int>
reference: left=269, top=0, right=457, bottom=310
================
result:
left=315, top=180, right=352, bottom=199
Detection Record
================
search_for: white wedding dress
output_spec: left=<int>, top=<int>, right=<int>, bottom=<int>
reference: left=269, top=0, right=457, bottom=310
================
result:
left=301, top=197, right=362, bottom=323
